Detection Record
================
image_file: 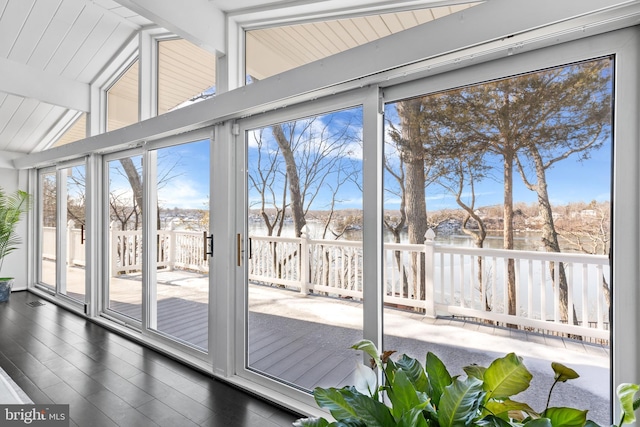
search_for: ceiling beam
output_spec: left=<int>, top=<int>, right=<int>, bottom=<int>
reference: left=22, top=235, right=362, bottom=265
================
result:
left=0, top=58, right=90, bottom=112
left=113, top=0, right=226, bottom=54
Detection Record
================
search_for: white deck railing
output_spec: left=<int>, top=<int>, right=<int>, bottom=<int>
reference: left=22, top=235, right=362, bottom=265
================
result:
left=248, top=229, right=610, bottom=341
left=46, top=224, right=610, bottom=340
left=110, top=226, right=208, bottom=274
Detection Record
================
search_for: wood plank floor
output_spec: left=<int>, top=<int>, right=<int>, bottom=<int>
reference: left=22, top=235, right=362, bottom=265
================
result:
left=0, top=291, right=300, bottom=427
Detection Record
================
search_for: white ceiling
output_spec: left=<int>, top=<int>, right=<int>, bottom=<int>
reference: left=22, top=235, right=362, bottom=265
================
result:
left=0, top=0, right=473, bottom=156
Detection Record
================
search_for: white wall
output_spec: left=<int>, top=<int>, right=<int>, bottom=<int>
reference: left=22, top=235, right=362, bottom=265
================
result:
left=0, top=166, right=29, bottom=291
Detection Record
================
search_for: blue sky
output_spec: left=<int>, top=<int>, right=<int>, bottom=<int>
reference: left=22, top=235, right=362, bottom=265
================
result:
left=108, top=112, right=612, bottom=214
left=138, top=130, right=612, bottom=213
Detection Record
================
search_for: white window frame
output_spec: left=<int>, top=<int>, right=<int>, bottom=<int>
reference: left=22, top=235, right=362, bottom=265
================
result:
left=225, top=26, right=639, bottom=420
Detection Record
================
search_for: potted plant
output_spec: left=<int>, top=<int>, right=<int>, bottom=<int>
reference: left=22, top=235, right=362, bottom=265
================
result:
left=0, top=187, right=32, bottom=302
left=294, top=339, right=639, bottom=427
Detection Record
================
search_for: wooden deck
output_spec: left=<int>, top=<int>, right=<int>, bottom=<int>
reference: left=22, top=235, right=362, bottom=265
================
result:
left=42, top=262, right=611, bottom=425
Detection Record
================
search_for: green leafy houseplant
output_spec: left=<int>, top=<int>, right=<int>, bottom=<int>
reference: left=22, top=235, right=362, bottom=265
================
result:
left=294, top=339, right=639, bottom=427
left=0, top=187, right=32, bottom=302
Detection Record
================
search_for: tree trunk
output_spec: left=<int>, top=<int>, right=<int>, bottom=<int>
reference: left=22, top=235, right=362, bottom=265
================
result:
left=120, top=157, right=143, bottom=222
left=529, top=148, right=579, bottom=326
left=398, top=100, right=428, bottom=300
left=503, top=152, right=517, bottom=319
left=272, top=125, right=306, bottom=237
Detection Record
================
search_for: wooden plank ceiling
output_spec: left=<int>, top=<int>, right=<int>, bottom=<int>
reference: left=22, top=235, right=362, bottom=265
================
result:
left=247, top=3, right=477, bottom=80
left=0, top=0, right=147, bottom=154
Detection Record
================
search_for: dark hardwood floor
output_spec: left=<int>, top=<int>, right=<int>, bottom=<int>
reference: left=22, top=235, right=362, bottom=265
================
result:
left=0, top=291, right=301, bottom=427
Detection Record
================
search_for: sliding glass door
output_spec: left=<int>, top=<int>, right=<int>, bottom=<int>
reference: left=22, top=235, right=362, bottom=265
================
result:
left=36, top=163, right=87, bottom=304
left=60, top=164, right=87, bottom=302
left=239, top=104, right=365, bottom=391
left=233, top=50, right=614, bottom=423
left=103, top=135, right=212, bottom=353
left=148, top=139, right=211, bottom=351
left=105, top=152, right=144, bottom=323
left=38, top=169, right=57, bottom=290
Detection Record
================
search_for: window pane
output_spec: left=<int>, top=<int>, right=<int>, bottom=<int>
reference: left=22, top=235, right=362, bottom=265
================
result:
left=246, top=106, right=364, bottom=391
left=107, top=60, right=139, bottom=131
left=39, top=171, right=56, bottom=288
left=150, top=140, right=210, bottom=351
left=246, top=3, right=479, bottom=81
left=158, top=39, right=216, bottom=115
left=383, top=58, right=612, bottom=425
left=107, top=155, right=144, bottom=321
left=63, top=165, right=86, bottom=302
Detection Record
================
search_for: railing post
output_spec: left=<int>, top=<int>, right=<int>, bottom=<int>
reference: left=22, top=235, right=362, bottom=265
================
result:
left=167, top=221, right=176, bottom=271
left=110, top=221, right=119, bottom=275
left=424, top=228, right=436, bottom=317
left=67, top=219, right=75, bottom=268
left=300, top=226, right=310, bottom=296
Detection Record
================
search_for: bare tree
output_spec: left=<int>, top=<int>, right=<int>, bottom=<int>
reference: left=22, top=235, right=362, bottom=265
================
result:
left=424, top=59, right=611, bottom=322
left=556, top=201, right=611, bottom=310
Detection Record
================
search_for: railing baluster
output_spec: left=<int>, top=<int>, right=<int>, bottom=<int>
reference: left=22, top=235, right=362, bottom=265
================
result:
left=470, top=254, right=476, bottom=309
left=567, top=263, right=574, bottom=325
left=439, top=252, right=444, bottom=305
left=459, top=254, right=465, bottom=308
left=449, top=253, right=454, bottom=306
left=540, top=260, right=547, bottom=322
left=596, top=264, right=604, bottom=330
left=515, top=258, right=521, bottom=317
left=527, top=259, right=533, bottom=319
left=503, top=258, right=508, bottom=316
left=554, top=261, right=560, bottom=324
left=491, top=256, right=497, bottom=314
left=582, top=263, right=589, bottom=327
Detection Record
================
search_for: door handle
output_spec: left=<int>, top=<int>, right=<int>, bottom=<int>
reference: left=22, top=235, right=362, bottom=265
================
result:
left=203, top=231, right=213, bottom=261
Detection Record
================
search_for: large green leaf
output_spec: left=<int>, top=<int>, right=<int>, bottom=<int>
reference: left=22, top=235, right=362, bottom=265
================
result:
left=483, top=353, right=532, bottom=400
left=396, top=354, right=429, bottom=393
left=484, top=399, right=539, bottom=420
left=616, top=383, right=640, bottom=425
left=387, top=369, right=430, bottom=420
left=426, top=351, right=452, bottom=407
left=551, top=363, right=580, bottom=382
left=293, top=417, right=331, bottom=427
left=464, top=364, right=487, bottom=381
left=334, top=420, right=368, bottom=427
left=314, top=388, right=358, bottom=420
left=438, top=376, right=485, bottom=427
left=543, top=407, right=587, bottom=427
left=523, top=418, right=553, bottom=427
left=476, top=414, right=515, bottom=427
left=0, top=189, right=31, bottom=273
left=315, top=387, right=395, bottom=427
left=396, top=407, right=429, bottom=427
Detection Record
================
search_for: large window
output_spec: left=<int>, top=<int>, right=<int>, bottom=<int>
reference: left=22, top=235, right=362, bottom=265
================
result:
left=243, top=105, right=364, bottom=391
left=382, top=58, right=613, bottom=424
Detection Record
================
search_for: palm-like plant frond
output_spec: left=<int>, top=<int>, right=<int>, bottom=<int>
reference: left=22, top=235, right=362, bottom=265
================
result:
left=0, top=188, right=32, bottom=277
